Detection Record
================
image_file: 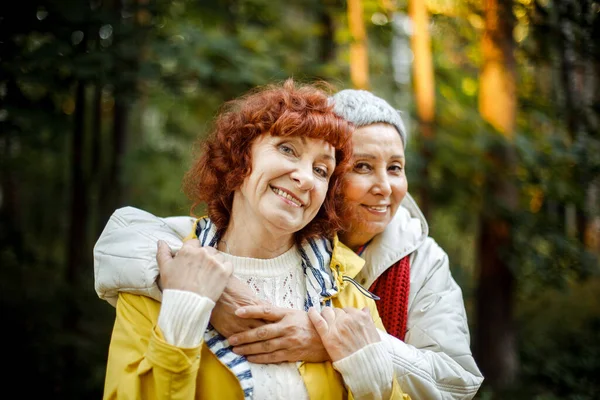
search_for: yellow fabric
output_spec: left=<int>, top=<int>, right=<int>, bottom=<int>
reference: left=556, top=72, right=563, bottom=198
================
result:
left=103, top=235, right=410, bottom=400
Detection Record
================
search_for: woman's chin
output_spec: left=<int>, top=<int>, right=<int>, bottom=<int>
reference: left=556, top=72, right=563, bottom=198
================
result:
left=262, top=213, right=305, bottom=236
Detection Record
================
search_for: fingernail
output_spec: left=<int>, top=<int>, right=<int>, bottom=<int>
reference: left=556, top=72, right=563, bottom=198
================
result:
left=229, top=337, right=238, bottom=345
left=235, top=308, right=245, bottom=316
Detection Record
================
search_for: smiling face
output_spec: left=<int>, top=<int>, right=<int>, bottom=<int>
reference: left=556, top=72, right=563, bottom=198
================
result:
left=235, top=133, right=336, bottom=238
left=340, top=123, right=408, bottom=250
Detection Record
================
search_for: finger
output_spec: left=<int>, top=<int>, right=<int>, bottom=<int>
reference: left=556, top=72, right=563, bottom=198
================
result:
left=181, top=238, right=201, bottom=248
left=222, top=260, right=233, bottom=275
left=343, top=307, right=363, bottom=316
left=235, top=305, right=287, bottom=322
left=333, top=308, right=346, bottom=316
left=320, top=306, right=336, bottom=325
left=308, top=307, right=328, bottom=337
left=228, top=324, right=282, bottom=346
left=232, top=337, right=287, bottom=356
left=156, top=240, right=173, bottom=270
left=204, top=246, right=218, bottom=255
left=246, top=350, right=290, bottom=364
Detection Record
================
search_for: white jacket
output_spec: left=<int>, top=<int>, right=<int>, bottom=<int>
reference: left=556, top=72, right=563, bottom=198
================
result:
left=356, top=194, right=483, bottom=399
left=94, top=196, right=483, bottom=399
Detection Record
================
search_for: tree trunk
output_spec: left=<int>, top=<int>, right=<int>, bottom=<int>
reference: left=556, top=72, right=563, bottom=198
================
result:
left=475, top=0, right=518, bottom=389
left=62, top=80, right=88, bottom=394
left=99, top=94, right=128, bottom=227
left=557, top=0, right=598, bottom=251
left=0, top=81, right=25, bottom=258
left=318, top=5, right=335, bottom=64
left=408, top=0, right=435, bottom=221
left=347, top=0, right=369, bottom=89
left=67, top=81, right=88, bottom=288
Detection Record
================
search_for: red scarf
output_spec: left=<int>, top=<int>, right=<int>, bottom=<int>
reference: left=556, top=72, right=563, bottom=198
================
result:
left=368, top=256, right=411, bottom=341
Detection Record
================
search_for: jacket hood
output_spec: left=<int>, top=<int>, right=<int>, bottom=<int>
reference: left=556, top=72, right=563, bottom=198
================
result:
left=357, top=193, right=428, bottom=288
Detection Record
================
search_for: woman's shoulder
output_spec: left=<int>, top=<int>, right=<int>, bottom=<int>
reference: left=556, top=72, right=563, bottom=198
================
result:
left=94, top=207, right=195, bottom=306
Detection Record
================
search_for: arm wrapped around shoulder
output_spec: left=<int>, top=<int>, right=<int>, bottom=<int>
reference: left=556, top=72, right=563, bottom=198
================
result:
left=93, top=206, right=195, bottom=307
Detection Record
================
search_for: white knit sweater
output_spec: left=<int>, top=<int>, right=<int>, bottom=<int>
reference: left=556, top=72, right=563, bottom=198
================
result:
left=158, top=245, right=392, bottom=400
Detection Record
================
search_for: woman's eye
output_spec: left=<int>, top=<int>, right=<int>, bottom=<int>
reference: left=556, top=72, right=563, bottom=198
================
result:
left=389, top=164, right=404, bottom=173
left=354, top=162, right=372, bottom=173
left=279, top=144, right=295, bottom=155
left=314, top=166, right=329, bottom=178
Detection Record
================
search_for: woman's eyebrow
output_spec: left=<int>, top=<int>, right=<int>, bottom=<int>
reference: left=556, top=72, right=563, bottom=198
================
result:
left=352, top=153, right=377, bottom=160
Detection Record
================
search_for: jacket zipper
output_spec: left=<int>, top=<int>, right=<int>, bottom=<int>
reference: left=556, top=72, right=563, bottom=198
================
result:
left=336, top=265, right=380, bottom=301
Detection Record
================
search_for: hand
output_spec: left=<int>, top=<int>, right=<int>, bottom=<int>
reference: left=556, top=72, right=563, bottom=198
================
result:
left=228, top=305, right=329, bottom=363
left=156, top=240, right=233, bottom=302
left=210, top=276, right=268, bottom=338
left=308, top=306, right=380, bottom=362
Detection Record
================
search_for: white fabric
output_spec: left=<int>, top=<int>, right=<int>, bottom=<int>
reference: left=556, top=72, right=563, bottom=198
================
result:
left=93, top=206, right=194, bottom=307
left=333, top=341, right=393, bottom=400
left=94, top=200, right=484, bottom=399
left=158, top=289, right=215, bottom=348
left=356, top=194, right=484, bottom=399
left=220, top=247, right=309, bottom=400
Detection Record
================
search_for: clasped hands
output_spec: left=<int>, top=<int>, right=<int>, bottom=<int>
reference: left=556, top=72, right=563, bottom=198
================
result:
left=211, top=270, right=381, bottom=364
left=156, top=240, right=380, bottom=363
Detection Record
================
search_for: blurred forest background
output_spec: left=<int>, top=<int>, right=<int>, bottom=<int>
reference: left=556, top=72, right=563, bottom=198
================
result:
left=1, top=0, right=599, bottom=398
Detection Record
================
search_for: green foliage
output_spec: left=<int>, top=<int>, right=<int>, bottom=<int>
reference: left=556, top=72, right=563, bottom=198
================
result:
left=516, top=279, right=600, bottom=399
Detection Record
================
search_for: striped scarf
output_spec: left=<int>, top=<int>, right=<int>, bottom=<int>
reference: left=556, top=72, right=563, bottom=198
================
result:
left=194, top=217, right=340, bottom=399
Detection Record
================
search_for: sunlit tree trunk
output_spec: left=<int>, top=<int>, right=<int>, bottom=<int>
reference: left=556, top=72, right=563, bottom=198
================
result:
left=408, top=0, right=435, bottom=220
left=347, top=0, right=369, bottom=89
left=475, top=0, right=518, bottom=389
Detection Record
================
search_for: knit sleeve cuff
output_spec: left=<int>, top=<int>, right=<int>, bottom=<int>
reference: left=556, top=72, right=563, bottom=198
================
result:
left=158, top=289, right=215, bottom=348
left=332, top=341, right=393, bottom=400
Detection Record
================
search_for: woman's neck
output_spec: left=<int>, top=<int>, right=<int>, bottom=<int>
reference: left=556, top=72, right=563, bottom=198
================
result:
left=218, top=201, right=295, bottom=259
left=218, top=228, right=294, bottom=259
left=339, top=231, right=375, bottom=253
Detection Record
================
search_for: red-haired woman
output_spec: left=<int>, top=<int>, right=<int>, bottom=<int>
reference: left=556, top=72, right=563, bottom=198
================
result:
left=98, top=80, right=409, bottom=400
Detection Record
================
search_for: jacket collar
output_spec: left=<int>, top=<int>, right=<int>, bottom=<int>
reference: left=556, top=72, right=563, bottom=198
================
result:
left=331, top=234, right=366, bottom=280
left=357, top=193, right=429, bottom=288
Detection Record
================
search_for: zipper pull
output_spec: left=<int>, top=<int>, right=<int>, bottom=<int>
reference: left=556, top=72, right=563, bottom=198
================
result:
left=342, top=275, right=380, bottom=301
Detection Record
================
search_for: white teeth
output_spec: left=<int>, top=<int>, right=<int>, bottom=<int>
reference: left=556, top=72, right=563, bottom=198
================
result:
left=367, top=206, right=387, bottom=212
left=272, top=187, right=302, bottom=207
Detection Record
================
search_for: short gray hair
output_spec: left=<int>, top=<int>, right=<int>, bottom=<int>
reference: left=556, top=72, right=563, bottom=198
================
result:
left=331, top=89, right=407, bottom=148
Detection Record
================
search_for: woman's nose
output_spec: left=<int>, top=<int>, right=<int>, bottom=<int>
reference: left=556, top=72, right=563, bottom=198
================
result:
left=291, top=163, right=315, bottom=191
left=371, top=172, right=392, bottom=197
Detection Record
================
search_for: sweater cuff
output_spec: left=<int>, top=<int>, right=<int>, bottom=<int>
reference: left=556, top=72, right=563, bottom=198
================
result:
left=158, top=289, right=215, bottom=348
left=333, top=341, right=393, bottom=400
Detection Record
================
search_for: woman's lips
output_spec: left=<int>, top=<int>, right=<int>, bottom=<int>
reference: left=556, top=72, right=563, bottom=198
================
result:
left=361, top=204, right=389, bottom=215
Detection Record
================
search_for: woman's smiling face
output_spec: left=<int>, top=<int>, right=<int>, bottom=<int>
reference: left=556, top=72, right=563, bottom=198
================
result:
left=236, top=133, right=336, bottom=236
left=341, top=123, right=407, bottom=248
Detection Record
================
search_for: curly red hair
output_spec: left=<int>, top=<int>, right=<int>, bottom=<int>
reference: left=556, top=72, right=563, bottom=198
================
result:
left=182, top=79, right=353, bottom=242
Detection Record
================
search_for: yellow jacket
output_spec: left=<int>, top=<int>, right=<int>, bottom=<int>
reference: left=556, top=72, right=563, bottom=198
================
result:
left=103, top=235, right=409, bottom=400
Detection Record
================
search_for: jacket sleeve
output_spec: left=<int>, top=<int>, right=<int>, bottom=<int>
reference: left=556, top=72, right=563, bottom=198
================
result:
left=94, top=207, right=194, bottom=307
left=103, top=292, right=202, bottom=400
left=334, top=284, right=411, bottom=400
left=379, top=238, right=484, bottom=400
